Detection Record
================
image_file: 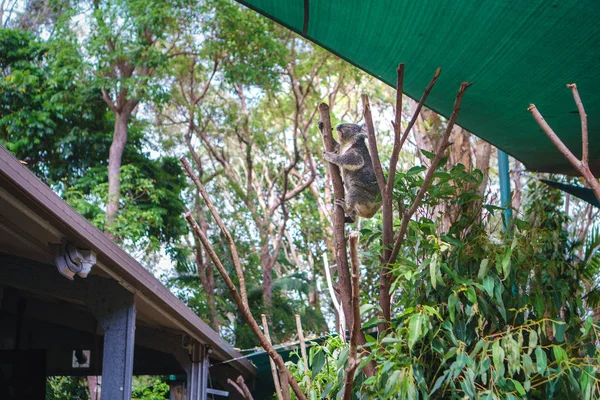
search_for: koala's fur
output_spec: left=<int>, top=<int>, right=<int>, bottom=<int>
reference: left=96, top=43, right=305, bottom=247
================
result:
left=322, top=123, right=381, bottom=223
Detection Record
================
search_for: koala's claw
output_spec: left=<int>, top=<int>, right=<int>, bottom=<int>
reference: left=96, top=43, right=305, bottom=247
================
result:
left=334, top=198, right=347, bottom=210
left=318, top=121, right=324, bottom=131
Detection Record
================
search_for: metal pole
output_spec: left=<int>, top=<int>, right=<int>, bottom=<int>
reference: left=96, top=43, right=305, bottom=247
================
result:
left=498, top=149, right=512, bottom=230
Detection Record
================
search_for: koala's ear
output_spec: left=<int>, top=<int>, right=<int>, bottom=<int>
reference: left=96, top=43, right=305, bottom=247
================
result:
left=359, top=123, right=367, bottom=132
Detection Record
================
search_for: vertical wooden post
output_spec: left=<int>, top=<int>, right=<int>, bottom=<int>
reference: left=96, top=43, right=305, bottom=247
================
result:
left=93, top=287, right=136, bottom=400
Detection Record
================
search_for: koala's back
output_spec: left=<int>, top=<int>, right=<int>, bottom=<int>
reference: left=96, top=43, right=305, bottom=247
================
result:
left=342, top=142, right=380, bottom=217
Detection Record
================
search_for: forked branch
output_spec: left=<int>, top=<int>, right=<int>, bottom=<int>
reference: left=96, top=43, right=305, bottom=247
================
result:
left=362, top=64, right=442, bottom=326
left=228, top=376, right=255, bottom=400
left=528, top=83, right=599, bottom=202
left=388, top=81, right=472, bottom=267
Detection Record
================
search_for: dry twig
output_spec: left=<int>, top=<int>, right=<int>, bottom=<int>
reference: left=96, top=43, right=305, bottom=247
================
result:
left=227, top=376, right=255, bottom=400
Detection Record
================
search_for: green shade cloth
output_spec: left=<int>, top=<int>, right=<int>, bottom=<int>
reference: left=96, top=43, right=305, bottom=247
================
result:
left=236, top=0, right=600, bottom=176
left=540, top=179, right=600, bottom=208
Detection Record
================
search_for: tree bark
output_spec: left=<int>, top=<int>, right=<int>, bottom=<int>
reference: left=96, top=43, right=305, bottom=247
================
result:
left=105, top=110, right=132, bottom=239
left=318, top=104, right=354, bottom=331
left=194, top=217, right=219, bottom=331
left=448, top=127, right=472, bottom=169
left=260, top=233, right=274, bottom=310
left=474, top=138, right=492, bottom=198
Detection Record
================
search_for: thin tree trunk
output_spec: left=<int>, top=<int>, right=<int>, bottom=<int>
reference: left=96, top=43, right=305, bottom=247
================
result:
left=512, top=159, right=522, bottom=213
left=195, top=240, right=219, bottom=331
left=448, top=127, right=472, bottom=169
left=260, top=233, right=274, bottom=310
left=105, top=112, right=129, bottom=238
left=474, top=138, right=492, bottom=198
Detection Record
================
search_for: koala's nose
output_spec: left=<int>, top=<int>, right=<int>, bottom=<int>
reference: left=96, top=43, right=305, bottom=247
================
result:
left=336, top=124, right=344, bottom=131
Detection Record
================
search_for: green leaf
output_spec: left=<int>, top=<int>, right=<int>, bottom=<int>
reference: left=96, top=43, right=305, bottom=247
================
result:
left=535, top=347, right=547, bottom=375
left=407, top=165, right=427, bottom=176
left=527, top=329, right=538, bottom=355
left=386, top=370, right=401, bottom=394
left=494, top=283, right=507, bottom=322
left=552, top=345, right=567, bottom=366
left=492, top=341, right=505, bottom=378
left=511, top=379, right=526, bottom=396
left=553, top=320, right=566, bottom=343
left=337, top=347, right=349, bottom=370
left=430, top=371, right=448, bottom=395
left=483, top=276, right=495, bottom=297
left=465, top=286, right=477, bottom=304
left=420, top=149, right=436, bottom=160
left=430, top=253, right=439, bottom=289
left=522, top=353, right=534, bottom=376
left=422, top=305, right=442, bottom=320
left=360, top=304, right=375, bottom=315
left=501, top=247, right=512, bottom=278
left=478, top=258, right=490, bottom=280
left=448, top=293, right=459, bottom=323
left=311, top=349, right=325, bottom=376
left=408, top=314, right=425, bottom=351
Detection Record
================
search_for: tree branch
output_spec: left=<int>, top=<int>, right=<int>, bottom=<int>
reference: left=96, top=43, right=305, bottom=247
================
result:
left=181, top=157, right=249, bottom=308
left=194, top=58, right=220, bottom=106
left=361, top=94, right=386, bottom=193
left=319, top=103, right=354, bottom=331
left=387, top=81, right=472, bottom=267
left=528, top=95, right=600, bottom=202
left=343, top=232, right=362, bottom=400
left=101, top=88, right=117, bottom=114
left=261, top=314, right=284, bottom=400
left=184, top=208, right=306, bottom=400
left=387, top=63, right=405, bottom=192
left=397, top=68, right=441, bottom=156
left=567, top=83, right=588, bottom=167
left=295, top=314, right=310, bottom=385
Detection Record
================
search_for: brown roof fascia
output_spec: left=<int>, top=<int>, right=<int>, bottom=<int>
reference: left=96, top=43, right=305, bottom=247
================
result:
left=0, top=145, right=256, bottom=377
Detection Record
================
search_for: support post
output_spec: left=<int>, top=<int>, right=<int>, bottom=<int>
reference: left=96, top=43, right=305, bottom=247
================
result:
left=187, top=342, right=209, bottom=400
left=498, top=149, right=512, bottom=230
left=92, top=287, right=136, bottom=400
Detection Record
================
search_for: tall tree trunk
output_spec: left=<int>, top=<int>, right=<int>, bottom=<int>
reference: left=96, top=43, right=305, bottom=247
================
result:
left=105, top=110, right=132, bottom=239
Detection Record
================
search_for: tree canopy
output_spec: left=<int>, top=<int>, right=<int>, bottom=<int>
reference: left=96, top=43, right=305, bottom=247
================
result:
left=1, top=0, right=599, bottom=398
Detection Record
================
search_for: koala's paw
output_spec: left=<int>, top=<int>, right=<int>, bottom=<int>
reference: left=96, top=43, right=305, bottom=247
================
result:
left=318, top=121, right=324, bottom=131
left=323, top=151, right=336, bottom=162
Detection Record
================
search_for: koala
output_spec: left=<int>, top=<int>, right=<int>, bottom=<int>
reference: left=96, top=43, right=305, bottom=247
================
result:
left=320, top=122, right=381, bottom=223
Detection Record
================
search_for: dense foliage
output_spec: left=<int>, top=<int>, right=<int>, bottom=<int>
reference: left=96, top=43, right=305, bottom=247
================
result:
left=0, top=28, right=187, bottom=257
left=290, top=167, right=600, bottom=399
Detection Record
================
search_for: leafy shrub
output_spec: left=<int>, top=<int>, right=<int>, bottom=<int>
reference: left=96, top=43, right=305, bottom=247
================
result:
left=290, top=167, right=600, bottom=399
